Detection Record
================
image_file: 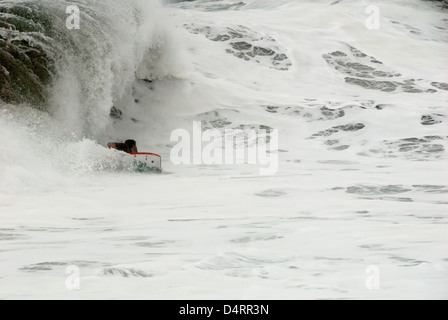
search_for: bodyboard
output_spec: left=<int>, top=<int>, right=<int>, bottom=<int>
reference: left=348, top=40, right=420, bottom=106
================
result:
left=130, top=152, right=162, bottom=173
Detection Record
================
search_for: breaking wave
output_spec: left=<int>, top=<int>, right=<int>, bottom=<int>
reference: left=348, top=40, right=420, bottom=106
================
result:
left=0, top=0, right=187, bottom=137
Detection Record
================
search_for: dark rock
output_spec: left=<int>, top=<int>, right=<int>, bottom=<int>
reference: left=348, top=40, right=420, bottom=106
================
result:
left=109, top=107, right=123, bottom=120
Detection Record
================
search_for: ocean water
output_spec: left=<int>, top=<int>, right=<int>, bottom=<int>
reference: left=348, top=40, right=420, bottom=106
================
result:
left=0, top=0, right=447, bottom=300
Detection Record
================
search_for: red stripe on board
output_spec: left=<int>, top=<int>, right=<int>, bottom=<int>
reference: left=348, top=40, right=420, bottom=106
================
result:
left=130, top=152, right=161, bottom=158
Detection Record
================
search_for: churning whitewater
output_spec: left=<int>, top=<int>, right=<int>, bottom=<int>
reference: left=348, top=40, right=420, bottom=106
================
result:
left=0, top=0, right=447, bottom=299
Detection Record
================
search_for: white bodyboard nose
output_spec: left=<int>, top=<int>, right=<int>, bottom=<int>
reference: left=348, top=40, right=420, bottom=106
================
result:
left=130, top=153, right=162, bottom=173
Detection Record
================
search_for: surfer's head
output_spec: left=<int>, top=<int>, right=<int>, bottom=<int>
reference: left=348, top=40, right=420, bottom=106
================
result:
left=125, top=140, right=138, bottom=153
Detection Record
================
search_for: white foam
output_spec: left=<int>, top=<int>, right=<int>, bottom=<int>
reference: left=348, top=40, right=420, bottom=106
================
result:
left=1, top=0, right=447, bottom=300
